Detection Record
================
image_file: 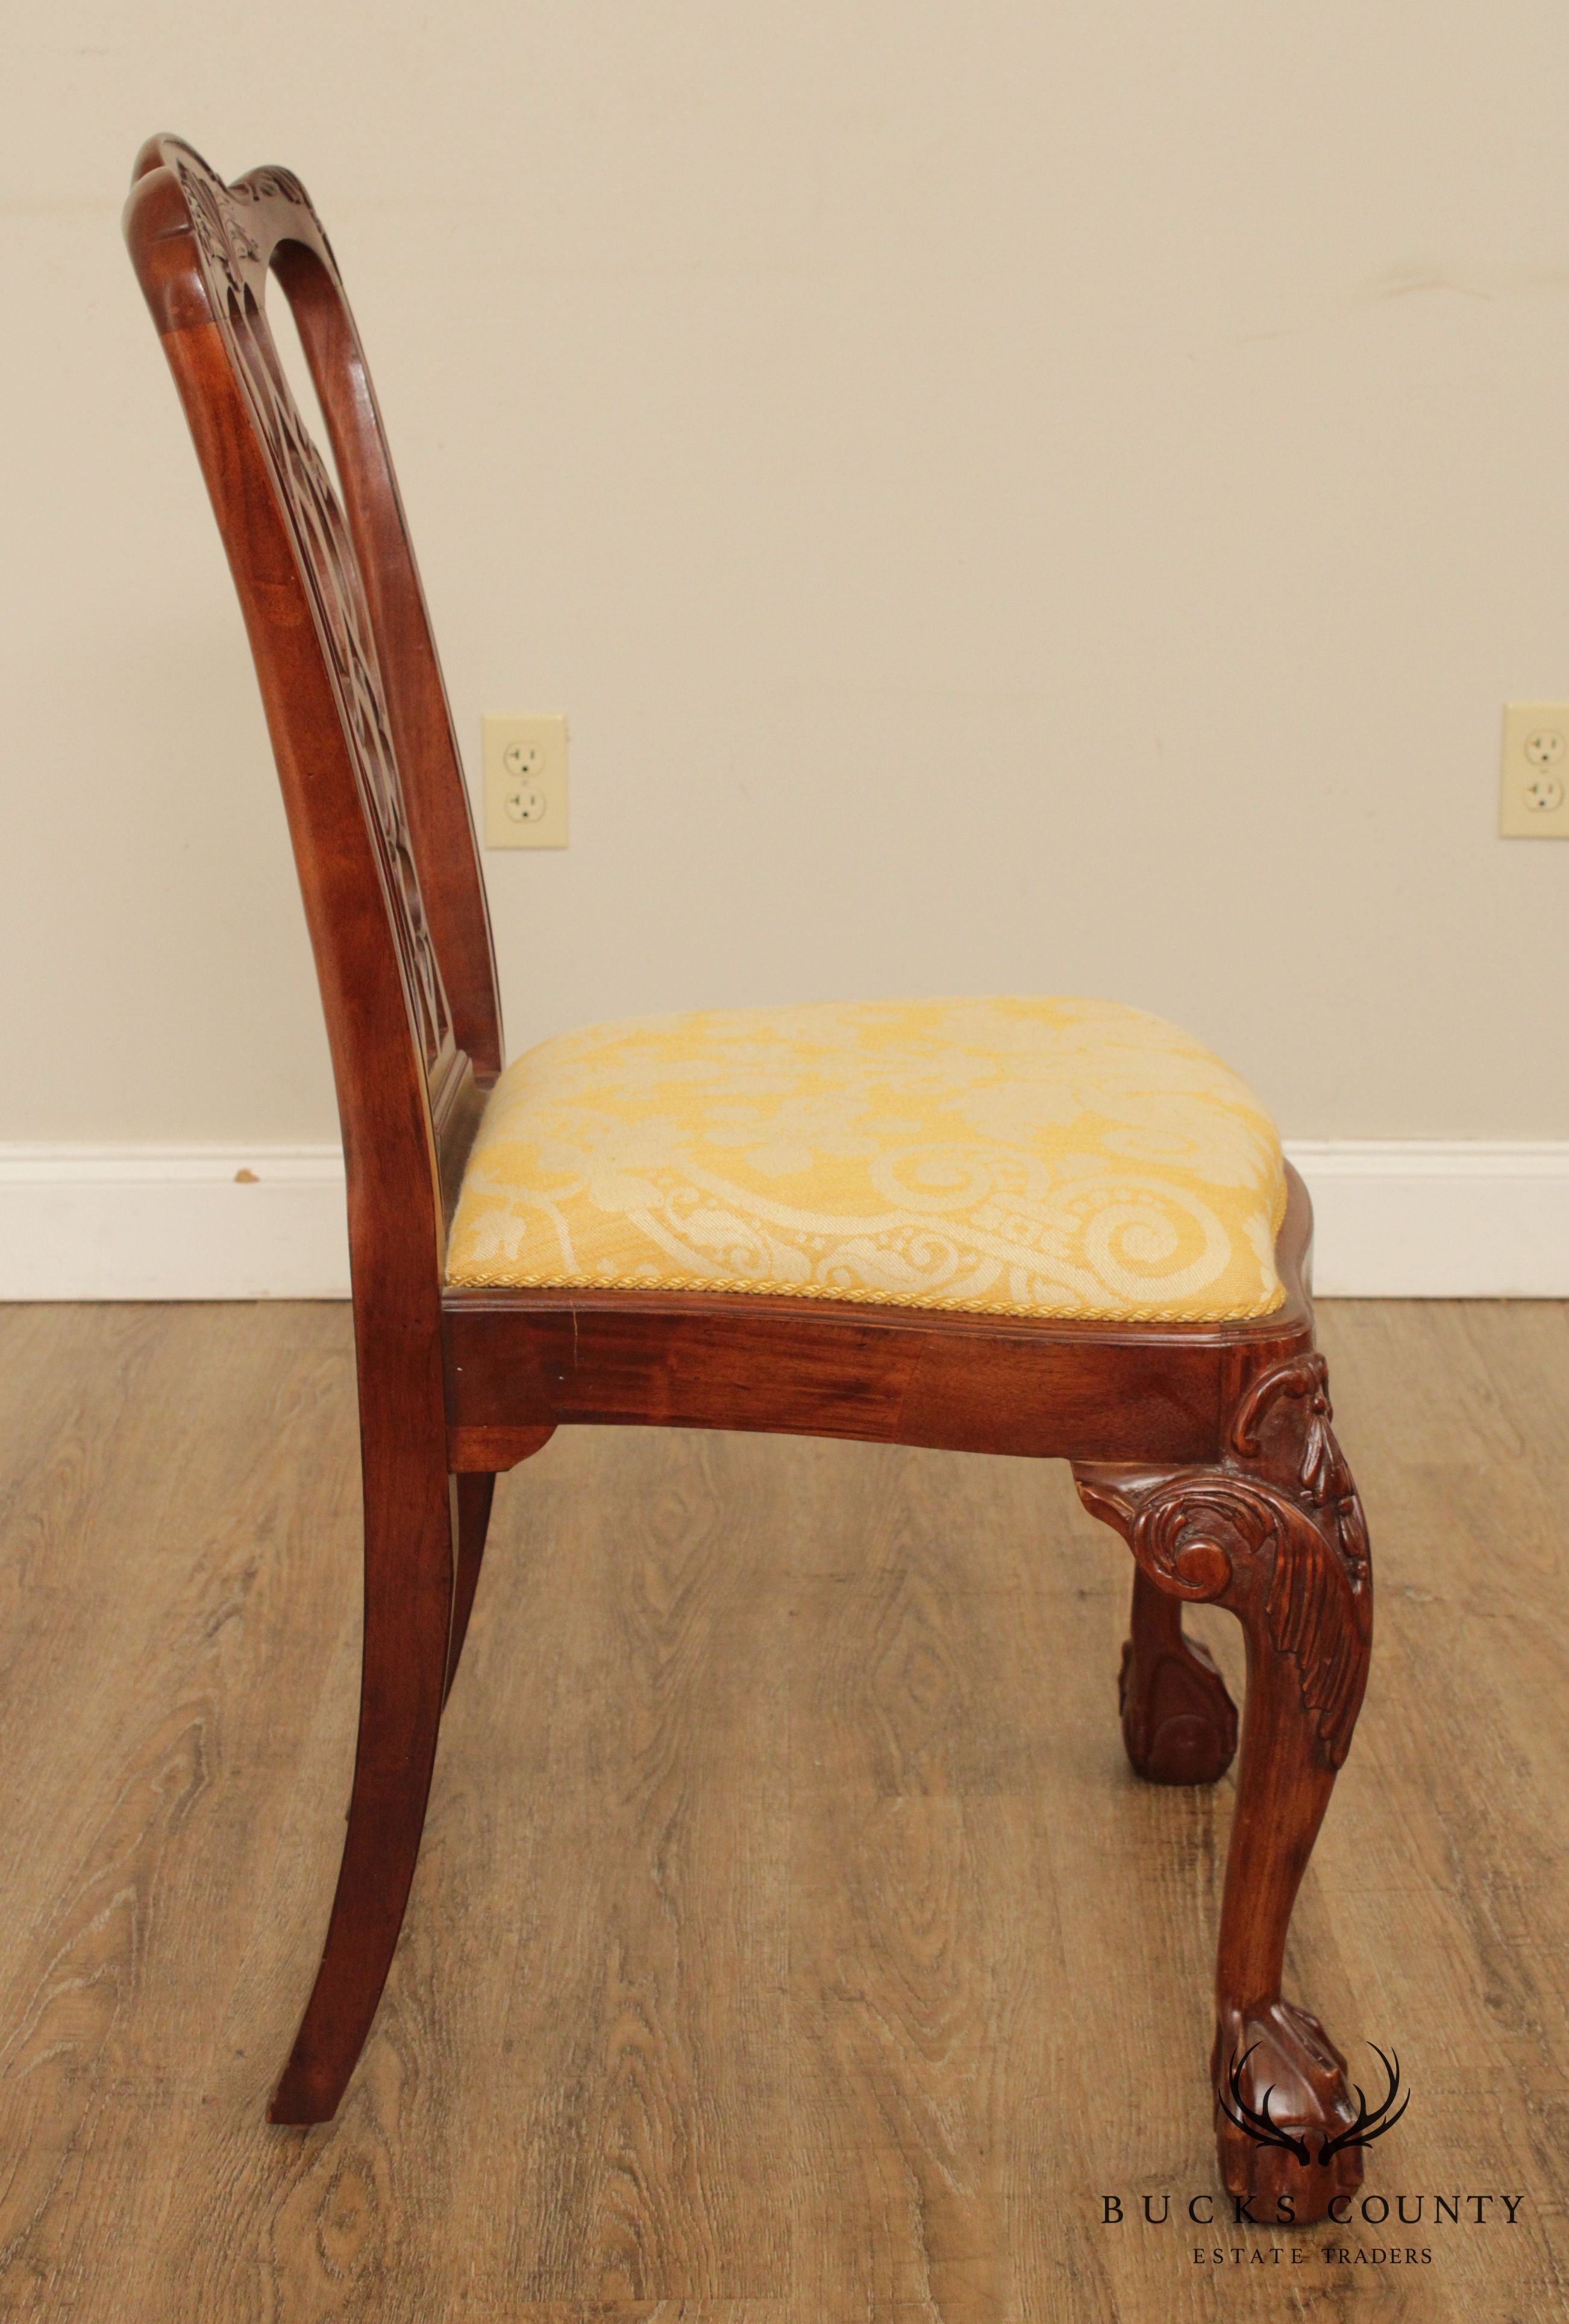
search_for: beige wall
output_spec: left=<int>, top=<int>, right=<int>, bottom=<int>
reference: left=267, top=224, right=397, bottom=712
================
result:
left=6, top=1, right=1569, bottom=1145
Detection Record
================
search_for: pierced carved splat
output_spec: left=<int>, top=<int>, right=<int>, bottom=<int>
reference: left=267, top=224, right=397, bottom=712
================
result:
left=171, top=150, right=455, bottom=1089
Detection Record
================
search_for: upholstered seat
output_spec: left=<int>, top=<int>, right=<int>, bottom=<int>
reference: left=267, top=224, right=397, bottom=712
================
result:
left=446, top=995, right=1286, bottom=1321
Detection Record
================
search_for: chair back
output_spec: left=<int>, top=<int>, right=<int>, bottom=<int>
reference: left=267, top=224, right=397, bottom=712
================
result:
left=124, top=136, right=501, bottom=1318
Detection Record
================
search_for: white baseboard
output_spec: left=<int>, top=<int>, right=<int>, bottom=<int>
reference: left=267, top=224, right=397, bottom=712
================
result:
left=1, top=1140, right=1567, bottom=1302
left=0, top=1146, right=350, bottom=1301
left=1285, top=1140, right=1569, bottom=1298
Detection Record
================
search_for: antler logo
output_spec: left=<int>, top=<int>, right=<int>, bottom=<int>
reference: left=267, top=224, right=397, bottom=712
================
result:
left=1218, top=2043, right=1409, bottom=2167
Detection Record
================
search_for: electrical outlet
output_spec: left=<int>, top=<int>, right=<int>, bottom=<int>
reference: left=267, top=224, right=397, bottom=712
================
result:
left=1500, top=702, right=1569, bottom=837
left=483, top=714, right=568, bottom=848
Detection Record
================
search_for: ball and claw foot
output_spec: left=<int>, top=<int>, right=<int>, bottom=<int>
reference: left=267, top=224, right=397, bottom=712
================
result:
left=1119, top=1627, right=1238, bottom=1785
left=1212, top=1998, right=1364, bottom=2225
left=1118, top=1570, right=1238, bottom=1785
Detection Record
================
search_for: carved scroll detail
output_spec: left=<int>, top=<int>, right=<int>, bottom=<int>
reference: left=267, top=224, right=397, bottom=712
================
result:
left=1075, top=1354, right=1371, bottom=1770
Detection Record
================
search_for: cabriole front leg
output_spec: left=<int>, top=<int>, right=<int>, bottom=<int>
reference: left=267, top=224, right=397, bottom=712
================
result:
left=1075, top=1353, right=1373, bottom=2226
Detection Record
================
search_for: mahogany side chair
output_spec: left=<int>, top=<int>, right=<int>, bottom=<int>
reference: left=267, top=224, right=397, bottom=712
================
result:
left=125, top=136, right=1375, bottom=2222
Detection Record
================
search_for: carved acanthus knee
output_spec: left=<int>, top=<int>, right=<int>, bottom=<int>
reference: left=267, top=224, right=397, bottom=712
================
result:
left=1075, top=1352, right=1371, bottom=1773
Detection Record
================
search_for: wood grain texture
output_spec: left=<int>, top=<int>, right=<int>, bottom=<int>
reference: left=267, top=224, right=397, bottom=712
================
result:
left=440, top=1289, right=1283, bottom=1470
left=0, top=1301, right=1565, bottom=2318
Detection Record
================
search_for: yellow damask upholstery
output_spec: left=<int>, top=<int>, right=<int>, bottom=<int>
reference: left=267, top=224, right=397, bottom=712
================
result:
left=445, top=996, right=1288, bottom=1322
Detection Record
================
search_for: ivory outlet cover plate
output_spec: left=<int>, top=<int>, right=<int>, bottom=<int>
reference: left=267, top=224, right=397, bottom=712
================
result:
left=1500, top=702, right=1569, bottom=837
left=483, top=713, right=568, bottom=848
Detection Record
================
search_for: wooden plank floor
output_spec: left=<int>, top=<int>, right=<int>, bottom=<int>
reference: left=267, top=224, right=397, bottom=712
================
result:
left=0, top=1301, right=1564, bottom=2320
